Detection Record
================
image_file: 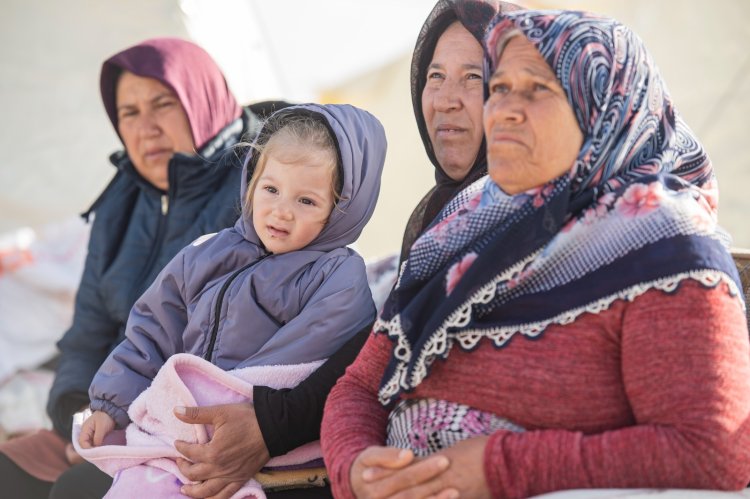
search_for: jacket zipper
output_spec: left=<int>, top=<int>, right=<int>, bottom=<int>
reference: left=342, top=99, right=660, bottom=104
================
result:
left=203, top=256, right=266, bottom=362
left=129, top=194, right=170, bottom=305
left=161, top=194, right=169, bottom=215
left=130, top=160, right=178, bottom=304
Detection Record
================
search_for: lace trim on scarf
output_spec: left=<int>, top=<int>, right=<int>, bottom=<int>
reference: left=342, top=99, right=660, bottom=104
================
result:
left=377, top=269, right=741, bottom=404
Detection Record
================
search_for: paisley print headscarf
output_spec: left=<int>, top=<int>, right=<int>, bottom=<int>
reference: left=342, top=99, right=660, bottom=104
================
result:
left=376, top=10, right=743, bottom=405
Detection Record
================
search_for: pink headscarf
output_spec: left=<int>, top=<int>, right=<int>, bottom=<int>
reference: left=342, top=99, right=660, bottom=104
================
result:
left=100, top=37, right=241, bottom=150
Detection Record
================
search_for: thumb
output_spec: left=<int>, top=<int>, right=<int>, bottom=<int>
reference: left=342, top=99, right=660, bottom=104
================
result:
left=361, top=446, right=415, bottom=469
left=174, top=405, right=219, bottom=424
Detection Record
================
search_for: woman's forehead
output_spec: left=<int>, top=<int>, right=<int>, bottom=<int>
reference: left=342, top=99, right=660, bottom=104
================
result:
left=491, top=36, right=556, bottom=82
left=115, top=71, right=176, bottom=104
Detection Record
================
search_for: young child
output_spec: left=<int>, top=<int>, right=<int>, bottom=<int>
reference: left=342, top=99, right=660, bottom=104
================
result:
left=75, top=104, right=386, bottom=496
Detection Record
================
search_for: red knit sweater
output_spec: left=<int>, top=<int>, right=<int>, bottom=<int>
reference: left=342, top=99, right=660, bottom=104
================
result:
left=321, top=280, right=750, bottom=498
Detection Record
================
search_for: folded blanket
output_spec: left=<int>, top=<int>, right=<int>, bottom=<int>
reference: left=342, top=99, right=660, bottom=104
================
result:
left=73, top=353, right=324, bottom=499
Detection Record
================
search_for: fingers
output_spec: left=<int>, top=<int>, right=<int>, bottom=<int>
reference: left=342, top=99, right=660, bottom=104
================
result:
left=389, top=481, right=457, bottom=499
left=428, top=489, right=460, bottom=499
left=181, top=477, right=238, bottom=498
left=174, top=405, right=222, bottom=425
left=355, top=454, right=450, bottom=499
left=359, top=446, right=415, bottom=470
left=92, top=426, right=105, bottom=447
left=174, top=439, right=204, bottom=462
left=207, top=480, right=244, bottom=499
left=176, top=456, right=215, bottom=482
left=92, top=421, right=109, bottom=447
left=78, top=423, right=94, bottom=449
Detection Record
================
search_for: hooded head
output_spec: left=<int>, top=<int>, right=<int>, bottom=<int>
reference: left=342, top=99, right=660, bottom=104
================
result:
left=238, top=104, right=387, bottom=253
left=100, top=37, right=241, bottom=150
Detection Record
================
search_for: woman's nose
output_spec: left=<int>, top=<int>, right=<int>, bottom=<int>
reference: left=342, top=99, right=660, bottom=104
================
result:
left=486, top=94, right=524, bottom=123
left=136, top=112, right=161, bottom=137
left=434, top=81, right=462, bottom=112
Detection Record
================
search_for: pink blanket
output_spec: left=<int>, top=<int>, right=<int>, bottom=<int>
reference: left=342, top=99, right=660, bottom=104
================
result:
left=73, top=353, right=323, bottom=499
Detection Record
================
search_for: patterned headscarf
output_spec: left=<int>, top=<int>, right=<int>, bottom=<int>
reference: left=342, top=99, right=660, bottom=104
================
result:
left=401, top=0, right=521, bottom=262
left=376, top=10, right=743, bottom=405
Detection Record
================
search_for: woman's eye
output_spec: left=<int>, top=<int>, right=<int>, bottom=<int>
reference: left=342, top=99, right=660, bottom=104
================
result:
left=491, top=83, right=509, bottom=94
left=533, top=83, right=550, bottom=92
left=156, top=100, right=176, bottom=109
left=426, top=71, right=444, bottom=81
left=119, top=110, right=137, bottom=119
left=467, top=73, right=482, bottom=81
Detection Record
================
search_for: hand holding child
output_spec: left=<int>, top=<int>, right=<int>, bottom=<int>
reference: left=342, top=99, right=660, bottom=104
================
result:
left=78, top=410, right=115, bottom=449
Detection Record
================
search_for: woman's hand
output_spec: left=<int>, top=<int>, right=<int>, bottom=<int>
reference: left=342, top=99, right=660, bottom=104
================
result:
left=173, top=403, right=270, bottom=499
left=350, top=446, right=457, bottom=499
left=77, top=410, right=115, bottom=449
left=422, top=437, right=490, bottom=498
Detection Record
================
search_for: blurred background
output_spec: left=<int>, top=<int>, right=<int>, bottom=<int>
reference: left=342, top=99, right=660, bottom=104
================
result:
left=2, top=0, right=749, bottom=260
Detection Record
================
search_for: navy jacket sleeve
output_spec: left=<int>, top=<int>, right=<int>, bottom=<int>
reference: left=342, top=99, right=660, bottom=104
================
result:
left=47, top=234, right=122, bottom=438
left=253, top=324, right=371, bottom=456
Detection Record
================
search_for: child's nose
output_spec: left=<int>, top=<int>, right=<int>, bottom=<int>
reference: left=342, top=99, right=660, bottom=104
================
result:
left=274, top=200, right=294, bottom=220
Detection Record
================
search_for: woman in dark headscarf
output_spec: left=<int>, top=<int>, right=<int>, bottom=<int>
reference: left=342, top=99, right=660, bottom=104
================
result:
left=401, top=0, right=520, bottom=261
left=0, top=37, right=266, bottom=498
left=322, top=9, right=750, bottom=498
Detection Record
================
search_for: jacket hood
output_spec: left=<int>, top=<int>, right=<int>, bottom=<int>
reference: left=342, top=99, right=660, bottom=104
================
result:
left=238, top=104, right=386, bottom=253
left=100, top=37, right=241, bottom=149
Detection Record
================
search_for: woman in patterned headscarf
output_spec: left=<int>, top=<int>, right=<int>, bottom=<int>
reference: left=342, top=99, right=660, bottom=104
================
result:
left=322, top=10, right=750, bottom=498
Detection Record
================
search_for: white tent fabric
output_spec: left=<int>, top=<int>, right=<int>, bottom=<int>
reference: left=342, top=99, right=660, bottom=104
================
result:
left=2, top=0, right=748, bottom=256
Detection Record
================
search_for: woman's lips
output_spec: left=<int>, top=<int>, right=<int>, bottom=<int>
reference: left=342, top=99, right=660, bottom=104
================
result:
left=489, top=131, right=524, bottom=145
left=144, top=149, right=172, bottom=161
left=435, top=124, right=466, bottom=137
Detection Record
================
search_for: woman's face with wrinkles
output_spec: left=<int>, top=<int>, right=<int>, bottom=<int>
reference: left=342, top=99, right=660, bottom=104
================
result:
left=484, top=35, right=583, bottom=194
left=116, top=71, right=195, bottom=190
left=421, top=22, right=485, bottom=182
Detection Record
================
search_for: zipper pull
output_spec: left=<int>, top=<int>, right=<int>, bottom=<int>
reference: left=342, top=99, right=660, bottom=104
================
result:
left=161, top=195, right=169, bottom=215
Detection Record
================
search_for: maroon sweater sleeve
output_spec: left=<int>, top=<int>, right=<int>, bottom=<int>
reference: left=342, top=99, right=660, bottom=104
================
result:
left=321, top=332, right=393, bottom=498
left=485, top=281, right=750, bottom=497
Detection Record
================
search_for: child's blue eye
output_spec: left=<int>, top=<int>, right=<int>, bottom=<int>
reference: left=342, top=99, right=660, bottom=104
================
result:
left=264, top=186, right=277, bottom=194
left=299, top=198, right=315, bottom=206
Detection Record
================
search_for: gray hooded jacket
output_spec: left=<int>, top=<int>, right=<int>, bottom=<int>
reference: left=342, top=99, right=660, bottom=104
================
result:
left=89, top=104, right=387, bottom=427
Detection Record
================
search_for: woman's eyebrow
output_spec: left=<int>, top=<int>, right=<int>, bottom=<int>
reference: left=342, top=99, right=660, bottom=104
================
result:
left=151, top=92, right=175, bottom=103
left=490, top=66, right=557, bottom=81
left=428, top=62, right=482, bottom=71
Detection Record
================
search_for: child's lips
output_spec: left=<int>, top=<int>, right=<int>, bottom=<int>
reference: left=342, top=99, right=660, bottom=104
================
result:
left=267, top=225, right=289, bottom=238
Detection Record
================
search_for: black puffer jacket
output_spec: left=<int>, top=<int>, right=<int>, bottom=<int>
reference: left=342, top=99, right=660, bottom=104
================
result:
left=47, top=110, right=261, bottom=437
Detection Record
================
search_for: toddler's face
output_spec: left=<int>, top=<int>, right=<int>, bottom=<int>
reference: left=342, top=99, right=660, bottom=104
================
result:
left=252, top=150, right=334, bottom=254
